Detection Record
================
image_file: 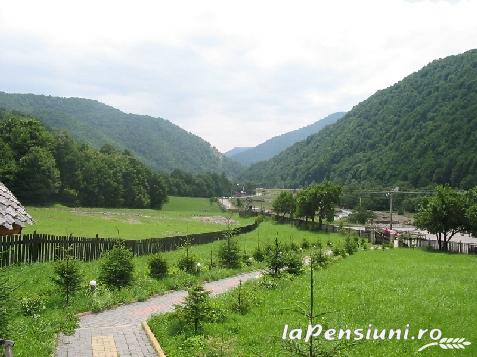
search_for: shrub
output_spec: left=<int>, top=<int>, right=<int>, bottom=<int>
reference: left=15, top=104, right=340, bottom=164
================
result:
left=268, top=238, right=286, bottom=276
left=149, top=254, right=168, bottom=279
left=242, top=251, right=253, bottom=266
left=285, top=252, right=304, bottom=275
left=312, top=249, right=330, bottom=269
left=361, top=238, right=368, bottom=250
left=99, top=245, right=134, bottom=288
left=52, top=255, right=82, bottom=304
left=176, top=284, right=212, bottom=333
left=20, top=295, right=46, bottom=317
left=344, top=236, right=358, bottom=255
left=252, top=246, right=265, bottom=262
left=230, top=281, right=252, bottom=315
left=255, top=215, right=265, bottom=224
left=218, top=233, right=241, bottom=268
left=301, top=239, right=310, bottom=249
left=178, top=255, right=197, bottom=274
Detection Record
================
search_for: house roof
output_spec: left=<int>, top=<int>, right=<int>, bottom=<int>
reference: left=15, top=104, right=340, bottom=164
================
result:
left=0, top=182, right=33, bottom=230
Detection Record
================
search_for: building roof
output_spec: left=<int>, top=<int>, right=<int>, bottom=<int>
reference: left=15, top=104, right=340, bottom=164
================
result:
left=0, top=182, right=33, bottom=230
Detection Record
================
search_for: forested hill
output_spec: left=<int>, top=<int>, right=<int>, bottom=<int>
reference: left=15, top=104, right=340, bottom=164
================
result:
left=0, top=111, right=235, bottom=206
left=227, top=112, right=345, bottom=165
left=244, top=49, right=477, bottom=189
left=0, top=92, right=242, bottom=177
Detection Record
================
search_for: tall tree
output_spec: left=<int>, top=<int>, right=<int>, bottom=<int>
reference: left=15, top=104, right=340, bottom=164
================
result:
left=272, top=191, right=296, bottom=217
left=313, top=181, right=342, bottom=228
left=295, top=188, right=316, bottom=222
left=16, top=147, right=60, bottom=204
left=414, top=186, right=467, bottom=250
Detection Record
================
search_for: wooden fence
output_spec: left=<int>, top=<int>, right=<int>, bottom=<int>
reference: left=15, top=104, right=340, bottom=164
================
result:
left=0, top=223, right=258, bottom=267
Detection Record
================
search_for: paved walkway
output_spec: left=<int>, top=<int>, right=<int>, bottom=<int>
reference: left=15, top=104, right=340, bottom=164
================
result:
left=56, top=271, right=262, bottom=357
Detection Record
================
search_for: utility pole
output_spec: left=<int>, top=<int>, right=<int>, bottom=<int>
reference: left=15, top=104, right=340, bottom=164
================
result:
left=386, top=187, right=398, bottom=230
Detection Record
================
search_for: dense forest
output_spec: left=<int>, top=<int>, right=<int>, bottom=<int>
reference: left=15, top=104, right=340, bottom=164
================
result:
left=0, top=92, right=242, bottom=177
left=244, top=49, right=477, bottom=190
left=226, top=112, right=345, bottom=165
left=0, top=111, right=234, bottom=207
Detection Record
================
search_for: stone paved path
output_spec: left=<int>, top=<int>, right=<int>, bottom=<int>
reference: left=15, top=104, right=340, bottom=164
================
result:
left=56, top=271, right=262, bottom=357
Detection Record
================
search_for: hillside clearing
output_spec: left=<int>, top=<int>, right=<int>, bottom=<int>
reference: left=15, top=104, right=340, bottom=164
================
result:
left=23, top=197, right=252, bottom=239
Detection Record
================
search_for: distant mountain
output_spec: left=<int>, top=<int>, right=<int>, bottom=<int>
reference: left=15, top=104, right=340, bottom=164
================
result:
left=0, top=92, right=242, bottom=177
left=244, top=49, right=477, bottom=189
left=228, top=112, right=345, bottom=165
left=224, top=147, right=252, bottom=157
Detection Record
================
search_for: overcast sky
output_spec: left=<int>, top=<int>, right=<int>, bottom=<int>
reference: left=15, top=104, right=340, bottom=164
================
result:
left=1, top=0, right=476, bottom=152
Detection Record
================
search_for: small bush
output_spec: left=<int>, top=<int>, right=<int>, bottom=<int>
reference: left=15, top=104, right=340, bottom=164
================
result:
left=99, top=245, right=134, bottom=288
left=267, top=238, right=286, bottom=276
left=252, top=246, right=265, bottom=262
left=344, top=236, right=358, bottom=255
left=178, top=255, right=197, bottom=274
left=176, top=284, right=212, bottom=333
left=52, top=255, right=82, bottom=304
left=301, top=239, right=310, bottom=249
left=218, top=234, right=241, bottom=269
left=255, top=215, right=265, bottom=224
left=312, top=249, right=330, bottom=269
left=230, top=282, right=254, bottom=315
left=285, top=252, right=304, bottom=275
left=149, top=254, right=168, bottom=279
left=20, top=295, right=46, bottom=317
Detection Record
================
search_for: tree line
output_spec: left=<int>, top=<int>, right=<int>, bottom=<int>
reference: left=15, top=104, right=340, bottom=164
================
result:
left=272, top=181, right=342, bottom=227
left=0, top=111, right=234, bottom=207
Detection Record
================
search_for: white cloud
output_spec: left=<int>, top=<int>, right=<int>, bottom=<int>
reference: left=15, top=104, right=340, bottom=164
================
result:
left=0, top=0, right=476, bottom=151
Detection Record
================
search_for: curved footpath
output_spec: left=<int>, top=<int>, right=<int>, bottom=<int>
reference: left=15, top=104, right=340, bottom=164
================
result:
left=56, top=271, right=262, bottom=357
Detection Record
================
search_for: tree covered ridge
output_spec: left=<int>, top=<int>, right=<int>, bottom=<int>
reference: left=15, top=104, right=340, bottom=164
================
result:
left=0, top=92, right=242, bottom=177
left=0, top=111, right=234, bottom=207
left=244, top=49, right=477, bottom=189
left=228, top=112, right=345, bottom=166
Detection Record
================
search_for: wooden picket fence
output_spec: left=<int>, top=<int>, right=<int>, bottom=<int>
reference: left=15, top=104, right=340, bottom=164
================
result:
left=0, top=223, right=258, bottom=267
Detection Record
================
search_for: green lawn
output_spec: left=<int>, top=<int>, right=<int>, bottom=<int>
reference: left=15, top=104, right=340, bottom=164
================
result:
left=2, top=220, right=346, bottom=357
left=150, top=248, right=477, bottom=356
left=23, top=196, right=253, bottom=239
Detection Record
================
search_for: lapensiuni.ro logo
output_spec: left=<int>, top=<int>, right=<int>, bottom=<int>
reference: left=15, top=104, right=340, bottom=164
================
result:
left=282, top=324, right=471, bottom=352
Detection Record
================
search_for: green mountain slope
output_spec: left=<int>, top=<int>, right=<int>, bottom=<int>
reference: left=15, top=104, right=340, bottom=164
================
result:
left=244, top=49, right=477, bottom=189
left=228, top=112, right=345, bottom=165
left=0, top=92, right=242, bottom=176
left=224, top=147, right=252, bottom=157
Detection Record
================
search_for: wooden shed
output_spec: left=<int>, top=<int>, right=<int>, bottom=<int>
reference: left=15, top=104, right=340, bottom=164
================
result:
left=0, top=181, right=33, bottom=235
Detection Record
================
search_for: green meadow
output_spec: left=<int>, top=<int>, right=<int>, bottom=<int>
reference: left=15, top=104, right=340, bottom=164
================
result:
left=3, top=220, right=345, bottom=357
left=23, top=196, right=253, bottom=239
left=150, top=248, right=477, bottom=357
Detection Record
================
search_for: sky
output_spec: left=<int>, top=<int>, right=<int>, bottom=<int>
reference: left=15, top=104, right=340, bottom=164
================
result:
left=1, top=0, right=476, bottom=152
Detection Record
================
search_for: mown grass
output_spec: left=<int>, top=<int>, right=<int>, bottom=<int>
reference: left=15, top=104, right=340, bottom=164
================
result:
left=149, top=248, right=477, bottom=356
left=23, top=196, right=253, bottom=239
left=2, top=220, right=346, bottom=357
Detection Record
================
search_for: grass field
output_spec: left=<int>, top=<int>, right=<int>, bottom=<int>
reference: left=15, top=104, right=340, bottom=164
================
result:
left=150, top=248, right=477, bottom=356
left=2, top=220, right=347, bottom=357
left=23, top=196, right=253, bottom=239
